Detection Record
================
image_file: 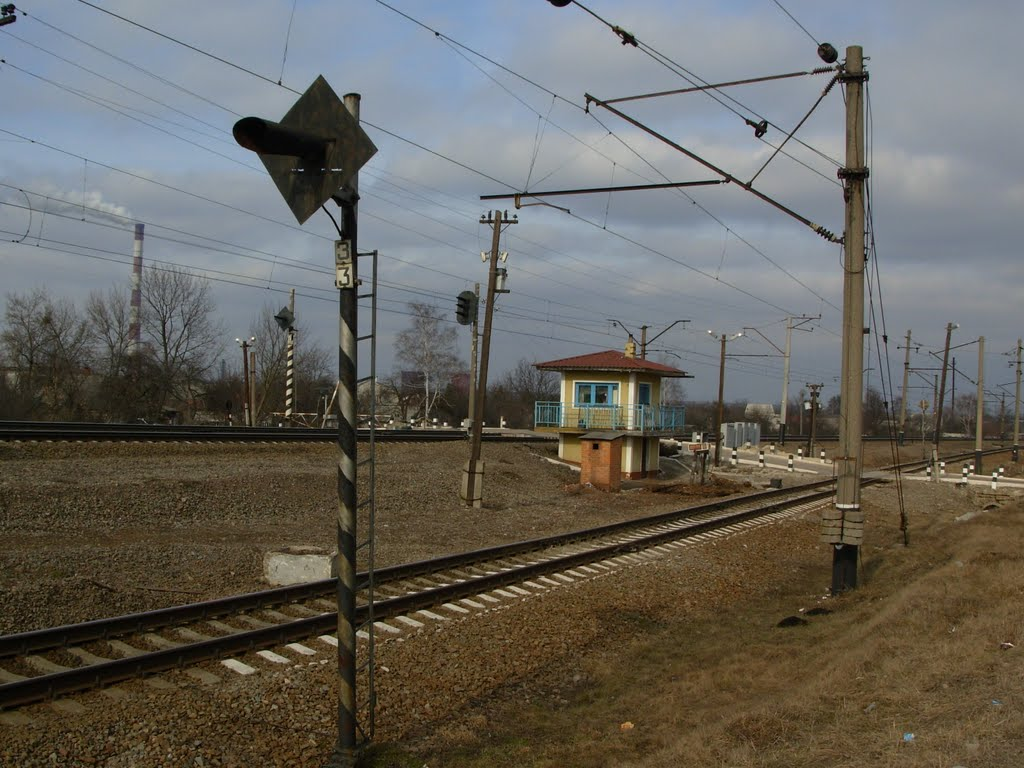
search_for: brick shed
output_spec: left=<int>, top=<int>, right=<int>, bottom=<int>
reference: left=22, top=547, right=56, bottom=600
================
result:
left=579, top=431, right=623, bottom=492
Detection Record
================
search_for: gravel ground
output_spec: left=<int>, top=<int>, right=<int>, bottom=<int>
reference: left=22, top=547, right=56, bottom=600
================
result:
left=0, top=439, right=758, bottom=635
left=0, top=439, right=1010, bottom=766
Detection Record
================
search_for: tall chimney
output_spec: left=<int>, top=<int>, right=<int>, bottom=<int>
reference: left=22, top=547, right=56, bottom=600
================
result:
left=129, top=223, right=143, bottom=351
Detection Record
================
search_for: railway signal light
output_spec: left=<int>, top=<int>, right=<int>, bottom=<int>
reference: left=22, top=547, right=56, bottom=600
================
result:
left=274, top=306, right=295, bottom=331
left=455, top=290, right=477, bottom=326
left=231, top=75, right=377, bottom=225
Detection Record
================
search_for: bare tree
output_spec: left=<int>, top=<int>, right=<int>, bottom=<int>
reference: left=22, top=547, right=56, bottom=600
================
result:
left=1, top=288, right=92, bottom=419
left=85, top=286, right=134, bottom=378
left=651, top=354, right=687, bottom=406
left=864, top=387, right=891, bottom=436
left=379, top=372, right=422, bottom=424
left=491, top=358, right=559, bottom=428
left=142, top=266, right=224, bottom=417
left=247, top=304, right=332, bottom=423
left=954, top=392, right=978, bottom=437
left=393, top=302, right=463, bottom=424
left=82, top=286, right=170, bottom=422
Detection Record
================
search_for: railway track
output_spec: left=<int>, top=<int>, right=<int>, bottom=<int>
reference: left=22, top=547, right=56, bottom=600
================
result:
left=0, top=420, right=552, bottom=444
left=0, top=479, right=844, bottom=711
left=1, top=446, right=1013, bottom=711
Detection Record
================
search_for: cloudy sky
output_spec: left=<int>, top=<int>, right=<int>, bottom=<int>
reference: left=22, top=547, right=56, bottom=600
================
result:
left=1, top=0, right=1021, bottom=412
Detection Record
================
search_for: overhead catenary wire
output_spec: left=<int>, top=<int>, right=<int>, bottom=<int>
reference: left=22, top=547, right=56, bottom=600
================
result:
left=769, top=0, right=822, bottom=47
left=0, top=131, right=727, bottom=327
left=566, top=0, right=844, bottom=170
left=372, top=0, right=847, bottom=280
left=5, top=3, right=863, bottom=386
left=46, top=0, right=844, bottom=326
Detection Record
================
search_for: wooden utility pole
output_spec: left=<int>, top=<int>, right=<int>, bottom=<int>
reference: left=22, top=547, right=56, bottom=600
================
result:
left=825, top=45, right=867, bottom=593
left=1014, top=338, right=1022, bottom=462
left=898, top=329, right=912, bottom=445
left=467, top=282, right=480, bottom=436
left=462, top=211, right=516, bottom=507
left=709, top=330, right=742, bottom=467
left=237, top=337, right=254, bottom=426
left=974, top=336, right=985, bottom=474
left=249, top=350, right=257, bottom=426
left=933, top=321, right=957, bottom=468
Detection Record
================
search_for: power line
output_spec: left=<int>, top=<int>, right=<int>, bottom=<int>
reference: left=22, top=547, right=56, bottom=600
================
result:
left=371, top=0, right=843, bottom=307
left=1, top=59, right=258, bottom=170
left=769, top=0, right=821, bottom=46
left=17, top=10, right=243, bottom=117
left=3, top=30, right=230, bottom=137
left=569, top=0, right=843, bottom=170
left=53, top=1, right=841, bottom=321
left=8, top=5, right=856, bottom=372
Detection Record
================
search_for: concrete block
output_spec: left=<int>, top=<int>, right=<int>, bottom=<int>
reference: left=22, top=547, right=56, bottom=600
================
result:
left=264, top=545, right=336, bottom=586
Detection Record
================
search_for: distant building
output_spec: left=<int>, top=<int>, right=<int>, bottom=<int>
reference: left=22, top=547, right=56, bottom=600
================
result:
left=744, top=403, right=779, bottom=427
left=533, top=341, right=692, bottom=481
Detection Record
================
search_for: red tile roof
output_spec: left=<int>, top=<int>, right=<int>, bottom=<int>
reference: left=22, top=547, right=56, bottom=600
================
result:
left=534, top=350, right=691, bottom=377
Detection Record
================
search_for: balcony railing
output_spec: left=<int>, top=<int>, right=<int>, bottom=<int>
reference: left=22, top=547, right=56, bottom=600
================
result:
left=534, top=402, right=686, bottom=433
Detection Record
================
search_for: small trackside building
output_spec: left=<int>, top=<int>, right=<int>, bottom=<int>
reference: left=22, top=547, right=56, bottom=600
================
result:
left=533, top=341, right=691, bottom=480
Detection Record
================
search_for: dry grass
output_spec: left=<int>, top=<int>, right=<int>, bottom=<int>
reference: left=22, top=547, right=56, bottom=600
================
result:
left=372, top=466, right=1024, bottom=767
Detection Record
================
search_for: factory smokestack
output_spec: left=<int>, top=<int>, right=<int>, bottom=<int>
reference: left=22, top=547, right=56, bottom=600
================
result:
left=129, top=223, right=143, bottom=351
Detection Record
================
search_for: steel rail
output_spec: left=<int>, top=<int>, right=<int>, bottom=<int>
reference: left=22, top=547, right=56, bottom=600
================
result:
left=0, top=482, right=844, bottom=710
left=0, top=480, right=835, bottom=659
left=0, top=420, right=552, bottom=444
left=0, top=446, right=1007, bottom=660
left=1, top=448, right=1013, bottom=709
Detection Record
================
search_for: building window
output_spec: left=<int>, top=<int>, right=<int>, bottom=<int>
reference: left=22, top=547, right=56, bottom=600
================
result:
left=638, top=383, right=651, bottom=406
left=575, top=382, right=618, bottom=406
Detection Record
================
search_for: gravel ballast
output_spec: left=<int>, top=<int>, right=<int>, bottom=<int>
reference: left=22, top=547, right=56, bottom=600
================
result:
left=0, top=439, right=1004, bottom=766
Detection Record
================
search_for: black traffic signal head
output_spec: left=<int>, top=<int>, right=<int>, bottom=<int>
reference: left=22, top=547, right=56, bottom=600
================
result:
left=455, top=290, right=477, bottom=326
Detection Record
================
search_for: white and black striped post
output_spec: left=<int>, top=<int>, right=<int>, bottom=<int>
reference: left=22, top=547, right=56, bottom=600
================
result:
left=962, top=465, right=969, bottom=481
left=285, top=288, right=296, bottom=422
left=326, top=92, right=362, bottom=768
left=940, top=461, right=946, bottom=477
left=788, top=454, right=794, bottom=473
left=758, top=450, right=765, bottom=468
left=285, top=329, right=296, bottom=420
left=332, top=232, right=358, bottom=765
left=231, top=78, right=377, bottom=767
left=730, top=448, right=737, bottom=467
left=992, top=471, right=998, bottom=490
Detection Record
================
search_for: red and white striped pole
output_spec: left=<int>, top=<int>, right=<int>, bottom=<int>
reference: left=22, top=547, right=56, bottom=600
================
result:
left=129, top=223, right=143, bottom=352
